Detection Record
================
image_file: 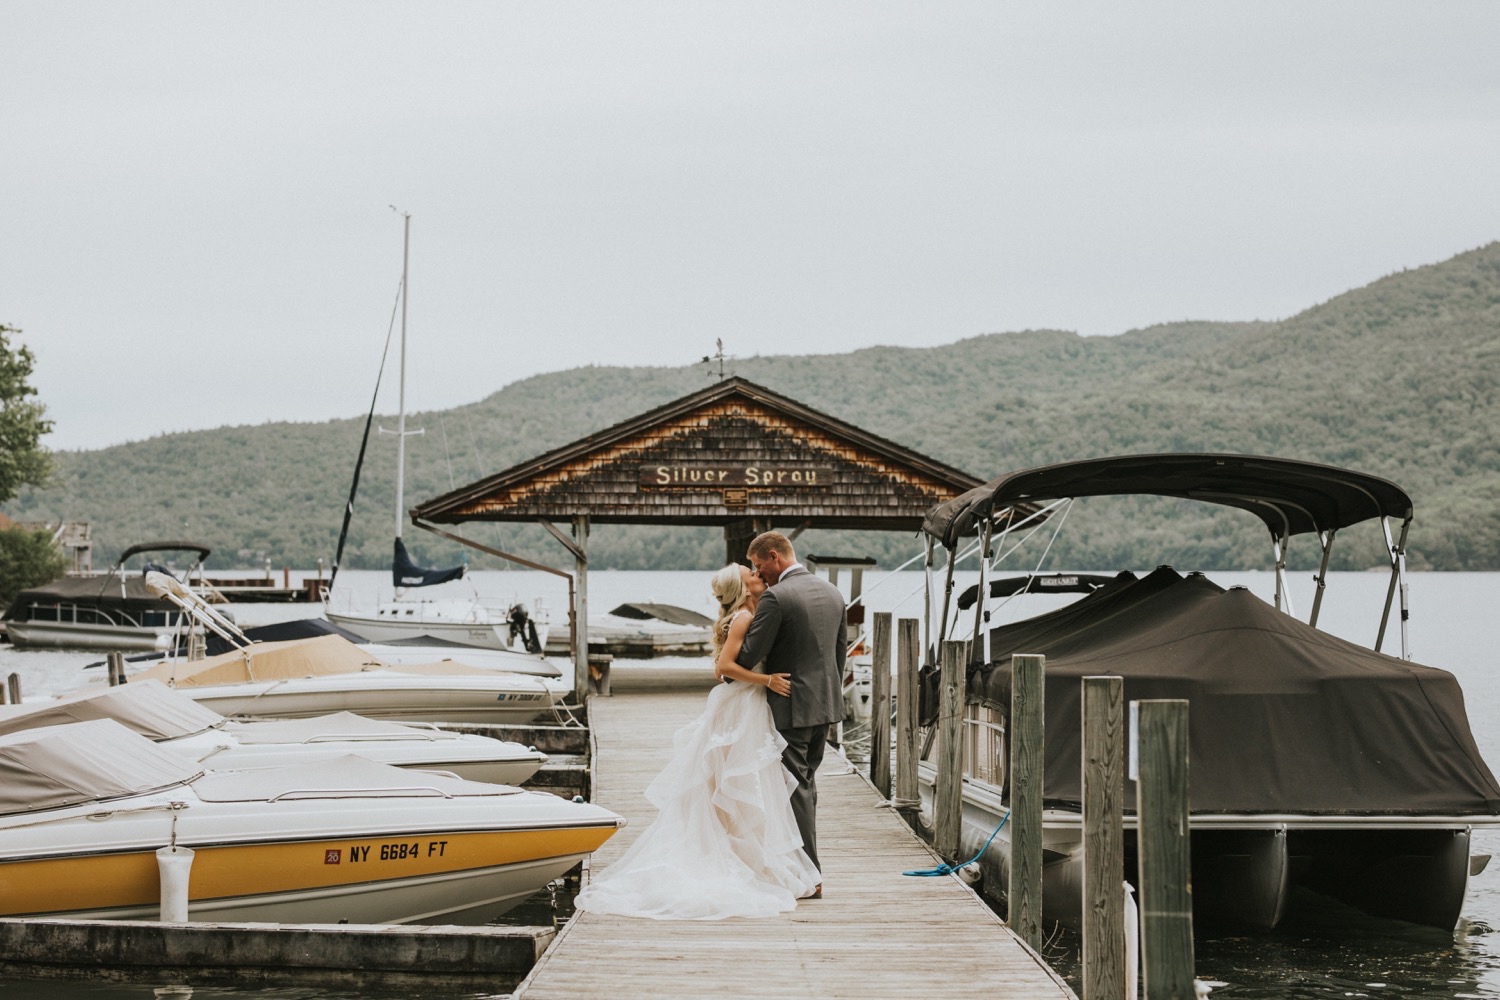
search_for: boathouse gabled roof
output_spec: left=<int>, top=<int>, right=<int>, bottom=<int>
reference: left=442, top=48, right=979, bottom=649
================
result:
left=411, top=376, right=985, bottom=531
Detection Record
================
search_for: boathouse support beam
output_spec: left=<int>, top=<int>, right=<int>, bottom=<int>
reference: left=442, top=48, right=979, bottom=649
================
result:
left=572, top=516, right=590, bottom=701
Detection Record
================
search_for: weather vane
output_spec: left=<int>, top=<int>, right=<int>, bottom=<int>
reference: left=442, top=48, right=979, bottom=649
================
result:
left=701, top=338, right=733, bottom=381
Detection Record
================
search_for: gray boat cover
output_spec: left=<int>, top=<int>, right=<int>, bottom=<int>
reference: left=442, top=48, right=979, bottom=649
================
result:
left=607, top=603, right=714, bottom=627
left=0, top=679, right=224, bottom=742
left=973, top=569, right=1500, bottom=816
left=0, top=719, right=202, bottom=815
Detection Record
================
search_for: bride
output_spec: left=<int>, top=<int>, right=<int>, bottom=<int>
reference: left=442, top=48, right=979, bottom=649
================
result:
left=573, top=563, right=822, bottom=919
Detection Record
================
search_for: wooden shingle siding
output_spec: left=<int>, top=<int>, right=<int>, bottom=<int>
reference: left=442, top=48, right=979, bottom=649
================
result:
left=412, top=378, right=987, bottom=531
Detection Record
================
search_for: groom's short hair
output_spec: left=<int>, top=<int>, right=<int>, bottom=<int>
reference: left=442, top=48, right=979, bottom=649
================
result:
left=747, top=531, right=794, bottom=561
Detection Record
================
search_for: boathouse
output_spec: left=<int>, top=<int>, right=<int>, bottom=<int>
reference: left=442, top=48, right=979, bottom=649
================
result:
left=409, top=376, right=983, bottom=696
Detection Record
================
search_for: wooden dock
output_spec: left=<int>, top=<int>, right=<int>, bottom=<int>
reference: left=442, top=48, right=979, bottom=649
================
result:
left=513, top=685, right=1076, bottom=999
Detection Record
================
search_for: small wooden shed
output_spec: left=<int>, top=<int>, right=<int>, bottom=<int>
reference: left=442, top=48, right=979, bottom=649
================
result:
left=410, top=376, right=983, bottom=697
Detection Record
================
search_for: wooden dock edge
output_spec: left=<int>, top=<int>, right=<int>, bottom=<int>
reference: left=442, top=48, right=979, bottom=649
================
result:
left=0, top=918, right=554, bottom=990
left=839, top=751, right=1078, bottom=998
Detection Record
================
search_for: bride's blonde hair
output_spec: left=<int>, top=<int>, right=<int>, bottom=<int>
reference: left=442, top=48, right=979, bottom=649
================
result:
left=709, top=563, right=750, bottom=655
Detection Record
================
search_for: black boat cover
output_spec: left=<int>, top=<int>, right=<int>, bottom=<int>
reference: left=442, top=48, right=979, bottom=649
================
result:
left=955, top=573, right=1118, bottom=611
left=973, top=570, right=1500, bottom=817
left=924, top=453, right=1414, bottom=549
left=392, top=538, right=465, bottom=588
left=3, top=574, right=176, bottom=620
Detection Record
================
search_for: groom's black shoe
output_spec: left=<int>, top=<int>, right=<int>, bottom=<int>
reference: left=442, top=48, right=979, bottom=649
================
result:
left=801, top=884, right=822, bottom=900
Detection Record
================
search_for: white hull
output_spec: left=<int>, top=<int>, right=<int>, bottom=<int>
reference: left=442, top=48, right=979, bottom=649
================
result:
left=357, top=641, right=563, bottom=680
left=179, top=673, right=560, bottom=724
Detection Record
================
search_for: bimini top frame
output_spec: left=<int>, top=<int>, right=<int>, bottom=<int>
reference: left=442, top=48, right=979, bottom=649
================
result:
left=921, top=453, right=1416, bottom=658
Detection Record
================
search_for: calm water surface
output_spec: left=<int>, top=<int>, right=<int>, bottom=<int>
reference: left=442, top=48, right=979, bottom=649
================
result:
left=4, top=569, right=1500, bottom=999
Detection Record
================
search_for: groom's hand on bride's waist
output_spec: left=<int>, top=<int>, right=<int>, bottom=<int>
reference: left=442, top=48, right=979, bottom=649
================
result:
left=768, top=673, right=792, bottom=697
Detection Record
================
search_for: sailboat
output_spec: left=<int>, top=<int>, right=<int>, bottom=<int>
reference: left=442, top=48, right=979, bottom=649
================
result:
left=323, top=213, right=552, bottom=663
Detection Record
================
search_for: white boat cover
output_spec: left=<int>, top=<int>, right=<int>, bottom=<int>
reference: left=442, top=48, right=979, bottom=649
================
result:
left=225, top=712, right=463, bottom=745
left=0, top=680, right=224, bottom=742
left=0, top=719, right=202, bottom=816
left=189, top=753, right=526, bottom=802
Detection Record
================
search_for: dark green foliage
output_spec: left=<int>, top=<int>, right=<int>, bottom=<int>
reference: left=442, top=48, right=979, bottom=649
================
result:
left=7, top=243, right=1500, bottom=572
left=0, top=527, right=67, bottom=608
left=0, top=325, right=53, bottom=505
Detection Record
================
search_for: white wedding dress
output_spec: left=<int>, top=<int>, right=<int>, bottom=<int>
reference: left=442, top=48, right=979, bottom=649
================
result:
left=575, top=641, right=821, bottom=920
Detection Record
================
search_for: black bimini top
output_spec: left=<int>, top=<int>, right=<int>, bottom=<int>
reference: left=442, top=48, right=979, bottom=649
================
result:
left=922, top=453, right=1414, bottom=549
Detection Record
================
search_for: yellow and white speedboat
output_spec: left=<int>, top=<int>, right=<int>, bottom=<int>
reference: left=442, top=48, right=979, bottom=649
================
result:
left=0, top=680, right=548, bottom=785
left=0, top=719, right=621, bottom=923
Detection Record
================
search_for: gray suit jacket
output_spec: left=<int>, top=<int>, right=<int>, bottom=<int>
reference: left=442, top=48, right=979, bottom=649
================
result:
left=735, top=565, right=847, bottom=731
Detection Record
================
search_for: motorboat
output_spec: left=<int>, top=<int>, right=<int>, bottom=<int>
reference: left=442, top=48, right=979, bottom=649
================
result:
left=124, top=633, right=564, bottom=725
left=0, top=679, right=548, bottom=784
left=0, top=718, right=621, bottom=923
left=2, top=541, right=222, bottom=651
left=544, top=603, right=715, bottom=659
left=914, top=453, right=1500, bottom=931
left=92, top=573, right=569, bottom=725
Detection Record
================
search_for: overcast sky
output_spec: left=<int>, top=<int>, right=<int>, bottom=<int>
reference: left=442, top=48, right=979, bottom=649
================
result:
left=5, top=2, right=1499, bottom=452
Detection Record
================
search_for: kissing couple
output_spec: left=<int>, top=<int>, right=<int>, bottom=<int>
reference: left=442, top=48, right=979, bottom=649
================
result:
left=575, top=531, right=847, bottom=919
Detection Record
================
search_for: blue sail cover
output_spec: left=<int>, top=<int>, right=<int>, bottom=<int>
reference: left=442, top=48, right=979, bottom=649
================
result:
left=392, top=538, right=465, bottom=588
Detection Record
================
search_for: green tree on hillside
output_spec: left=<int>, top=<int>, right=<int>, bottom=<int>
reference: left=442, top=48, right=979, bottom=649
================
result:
left=0, top=324, right=62, bottom=604
left=0, top=324, right=52, bottom=502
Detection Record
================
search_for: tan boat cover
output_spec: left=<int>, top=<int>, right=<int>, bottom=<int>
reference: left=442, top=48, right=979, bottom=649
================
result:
left=129, top=634, right=510, bottom=689
left=0, top=679, right=224, bottom=742
left=0, top=719, right=202, bottom=816
left=226, top=712, right=462, bottom=745
left=190, top=753, right=525, bottom=802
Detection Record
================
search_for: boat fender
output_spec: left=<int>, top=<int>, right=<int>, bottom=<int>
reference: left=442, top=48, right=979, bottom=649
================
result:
left=572, top=795, right=586, bottom=804
left=956, top=862, right=981, bottom=885
left=157, top=846, right=195, bottom=923
left=1124, top=881, right=1138, bottom=1000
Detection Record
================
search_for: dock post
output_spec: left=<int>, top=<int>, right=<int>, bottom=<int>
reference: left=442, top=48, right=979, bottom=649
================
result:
left=870, top=612, right=893, bottom=798
left=1009, top=652, right=1045, bottom=951
left=107, top=651, right=126, bottom=687
left=1135, top=699, right=1194, bottom=1000
left=5, top=672, right=19, bottom=704
left=935, top=639, right=968, bottom=862
left=1083, top=675, right=1126, bottom=1000
left=894, top=617, right=922, bottom=824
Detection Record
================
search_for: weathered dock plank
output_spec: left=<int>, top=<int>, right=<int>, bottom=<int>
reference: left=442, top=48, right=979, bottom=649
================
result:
left=515, top=687, right=1075, bottom=999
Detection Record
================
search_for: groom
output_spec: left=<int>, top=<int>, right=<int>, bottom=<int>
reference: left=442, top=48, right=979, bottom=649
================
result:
left=736, top=530, right=847, bottom=897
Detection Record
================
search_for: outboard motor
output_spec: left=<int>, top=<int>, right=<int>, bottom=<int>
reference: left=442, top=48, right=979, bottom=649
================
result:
left=507, top=603, right=543, bottom=655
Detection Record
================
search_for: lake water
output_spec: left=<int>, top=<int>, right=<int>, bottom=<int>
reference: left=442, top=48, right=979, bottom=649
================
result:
left=4, top=568, right=1500, bottom=999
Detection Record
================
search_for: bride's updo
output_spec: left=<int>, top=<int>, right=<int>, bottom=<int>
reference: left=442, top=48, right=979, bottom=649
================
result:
left=709, top=563, right=749, bottom=655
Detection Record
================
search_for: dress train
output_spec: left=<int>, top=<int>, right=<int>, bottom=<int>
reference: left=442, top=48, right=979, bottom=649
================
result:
left=574, top=674, right=820, bottom=920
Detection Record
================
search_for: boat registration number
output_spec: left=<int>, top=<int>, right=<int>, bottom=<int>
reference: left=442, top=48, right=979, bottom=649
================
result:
left=327, top=841, right=449, bottom=864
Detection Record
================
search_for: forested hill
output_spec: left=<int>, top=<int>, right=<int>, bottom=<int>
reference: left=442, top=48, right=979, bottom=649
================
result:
left=9, top=242, right=1500, bottom=573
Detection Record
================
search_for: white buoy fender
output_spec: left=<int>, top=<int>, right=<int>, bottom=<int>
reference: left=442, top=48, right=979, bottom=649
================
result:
left=157, top=846, right=196, bottom=923
left=1124, top=880, right=1139, bottom=1000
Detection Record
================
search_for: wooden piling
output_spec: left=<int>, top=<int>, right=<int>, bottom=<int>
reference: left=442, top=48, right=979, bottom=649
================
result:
left=934, top=639, right=968, bottom=862
left=107, top=652, right=126, bottom=687
left=894, top=617, right=922, bottom=823
left=1009, top=652, right=1045, bottom=951
left=870, top=611, right=893, bottom=798
left=1083, top=675, right=1126, bottom=1000
left=6, top=673, right=20, bottom=705
left=1135, top=699, right=1195, bottom=1000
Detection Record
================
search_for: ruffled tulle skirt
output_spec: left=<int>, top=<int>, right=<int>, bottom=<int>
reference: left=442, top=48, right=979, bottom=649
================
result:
left=574, top=679, right=820, bottom=920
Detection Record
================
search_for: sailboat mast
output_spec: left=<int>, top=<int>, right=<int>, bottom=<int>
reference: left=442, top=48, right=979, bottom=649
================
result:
left=395, top=212, right=410, bottom=541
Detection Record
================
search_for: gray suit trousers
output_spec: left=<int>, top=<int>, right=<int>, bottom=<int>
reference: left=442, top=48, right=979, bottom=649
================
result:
left=779, top=722, right=828, bottom=875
